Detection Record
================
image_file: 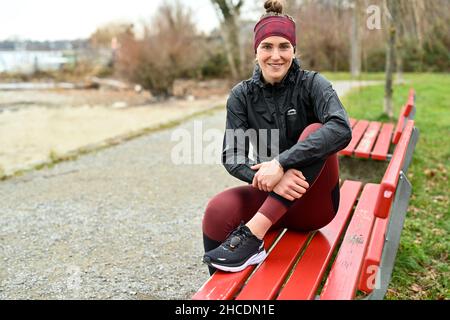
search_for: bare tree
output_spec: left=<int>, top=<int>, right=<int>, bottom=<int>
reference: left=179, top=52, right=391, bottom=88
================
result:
left=210, top=0, right=245, bottom=80
left=116, top=1, right=205, bottom=96
left=409, top=0, right=426, bottom=70
left=383, top=0, right=447, bottom=116
left=383, top=0, right=398, bottom=119
left=350, top=0, right=362, bottom=77
left=396, top=0, right=439, bottom=73
left=292, top=0, right=352, bottom=71
left=394, top=0, right=422, bottom=81
left=389, top=0, right=449, bottom=82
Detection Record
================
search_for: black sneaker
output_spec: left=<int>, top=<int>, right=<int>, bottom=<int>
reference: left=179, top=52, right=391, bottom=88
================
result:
left=202, top=223, right=267, bottom=272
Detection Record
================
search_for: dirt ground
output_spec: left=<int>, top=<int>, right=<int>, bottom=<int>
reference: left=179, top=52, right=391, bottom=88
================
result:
left=0, top=88, right=228, bottom=177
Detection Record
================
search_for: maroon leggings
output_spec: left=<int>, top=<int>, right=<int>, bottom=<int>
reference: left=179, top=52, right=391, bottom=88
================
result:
left=202, top=123, right=340, bottom=243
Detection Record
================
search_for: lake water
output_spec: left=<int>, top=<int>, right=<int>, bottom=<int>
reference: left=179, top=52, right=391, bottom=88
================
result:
left=0, top=51, right=68, bottom=73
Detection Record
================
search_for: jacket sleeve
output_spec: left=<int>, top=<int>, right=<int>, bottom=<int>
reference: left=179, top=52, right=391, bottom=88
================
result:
left=221, top=89, right=257, bottom=184
left=276, top=73, right=352, bottom=170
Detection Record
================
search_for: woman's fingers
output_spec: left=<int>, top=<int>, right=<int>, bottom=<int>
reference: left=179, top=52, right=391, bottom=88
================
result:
left=294, top=177, right=309, bottom=189
left=283, top=194, right=295, bottom=201
left=290, top=183, right=307, bottom=195
left=273, top=185, right=294, bottom=201
left=251, top=163, right=263, bottom=170
left=257, top=176, right=264, bottom=191
left=287, top=189, right=301, bottom=200
left=261, top=183, right=268, bottom=192
left=254, top=174, right=269, bottom=192
left=292, top=169, right=306, bottom=181
left=252, top=174, right=259, bottom=189
left=261, top=179, right=269, bottom=192
left=278, top=189, right=294, bottom=201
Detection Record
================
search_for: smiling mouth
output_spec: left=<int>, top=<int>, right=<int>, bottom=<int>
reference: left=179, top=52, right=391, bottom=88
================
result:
left=268, top=63, right=284, bottom=69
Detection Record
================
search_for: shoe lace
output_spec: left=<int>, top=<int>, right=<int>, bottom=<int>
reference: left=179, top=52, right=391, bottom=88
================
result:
left=223, top=225, right=247, bottom=250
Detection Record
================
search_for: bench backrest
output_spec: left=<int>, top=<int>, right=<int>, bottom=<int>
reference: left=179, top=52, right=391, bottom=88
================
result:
left=322, top=117, right=417, bottom=298
left=359, top=117, right=417, bottom=295
left=375, top=119, right=415, bottom=219
left=392, top=88, right=416, bottom=144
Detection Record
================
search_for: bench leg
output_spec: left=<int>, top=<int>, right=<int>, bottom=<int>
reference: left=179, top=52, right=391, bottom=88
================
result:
left=367, top=171, right=412, bottom=300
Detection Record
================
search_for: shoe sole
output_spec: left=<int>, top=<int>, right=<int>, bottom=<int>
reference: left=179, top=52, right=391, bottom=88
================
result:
left=210, top=250, right=267, bottom=273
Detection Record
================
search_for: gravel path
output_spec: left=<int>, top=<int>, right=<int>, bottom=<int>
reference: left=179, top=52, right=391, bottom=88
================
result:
left=0, top=80, right=380, bottom=300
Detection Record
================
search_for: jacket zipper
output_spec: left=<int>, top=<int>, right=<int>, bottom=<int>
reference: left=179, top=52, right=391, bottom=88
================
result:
left=271, top=87, right=287, bottom=152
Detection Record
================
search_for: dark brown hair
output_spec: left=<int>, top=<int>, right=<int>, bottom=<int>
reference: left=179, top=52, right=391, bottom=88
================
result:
left=264, top=0, right=283, bottom=14
left=260, top=0, right=294, bottom=22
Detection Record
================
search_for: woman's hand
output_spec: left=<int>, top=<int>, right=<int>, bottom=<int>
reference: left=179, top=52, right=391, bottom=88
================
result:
left=273, top=169, right=309, bottom=201
left=251, top=159, right=284, bottom=192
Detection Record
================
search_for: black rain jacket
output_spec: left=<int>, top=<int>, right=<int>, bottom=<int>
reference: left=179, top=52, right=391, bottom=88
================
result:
left=222, top=58, right=352, bottom=184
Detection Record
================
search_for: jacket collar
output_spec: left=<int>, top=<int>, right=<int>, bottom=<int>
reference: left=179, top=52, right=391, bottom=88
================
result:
left=251, top=58, right=301, bottom=89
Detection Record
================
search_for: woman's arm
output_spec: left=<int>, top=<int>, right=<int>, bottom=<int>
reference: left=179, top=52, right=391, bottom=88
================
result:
left=276, top=73, right=352, bottom=170
left=221, top=89, right=257, bottom=184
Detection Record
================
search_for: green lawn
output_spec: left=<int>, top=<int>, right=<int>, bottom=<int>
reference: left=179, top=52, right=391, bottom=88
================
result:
left=322, top=71, right=386, bottom=81
left=339, top=73, right=449, bottom=300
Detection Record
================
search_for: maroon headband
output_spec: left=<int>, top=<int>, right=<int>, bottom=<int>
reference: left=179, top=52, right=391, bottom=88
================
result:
left=254, top=15, right=296, bottom=52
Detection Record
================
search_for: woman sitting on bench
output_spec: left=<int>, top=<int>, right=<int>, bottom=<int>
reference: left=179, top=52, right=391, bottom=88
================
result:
left=202, top=0, right=352, bottom=274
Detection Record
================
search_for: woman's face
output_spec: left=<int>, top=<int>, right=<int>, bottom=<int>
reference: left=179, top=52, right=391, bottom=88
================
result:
left=256, top=36, right=295, bottom=85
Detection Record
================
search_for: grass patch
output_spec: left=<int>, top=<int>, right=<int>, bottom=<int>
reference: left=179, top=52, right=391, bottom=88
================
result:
left=322, top=71, right=386, bottom=81
left=341, top=72, right=450, bottom=300
left=339, top=157, right=388, bottom=185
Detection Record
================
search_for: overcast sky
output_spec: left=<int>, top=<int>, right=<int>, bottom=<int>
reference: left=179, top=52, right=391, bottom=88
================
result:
left=0, top=0, right=261, bottom=41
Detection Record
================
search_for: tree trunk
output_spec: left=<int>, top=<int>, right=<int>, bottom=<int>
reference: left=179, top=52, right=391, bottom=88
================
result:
left=219, top=22, right=239, bottom=79
left=384, top=0, right=397, bottom=119
left=395, top=35, right=404, bottom=84
left=384, top=29, right=395, bottom=119
left=350, top=0, right=362, bottom=78
left=211, top=0, right=244, bottom=80
left=411, top=0, right=425, bottom=72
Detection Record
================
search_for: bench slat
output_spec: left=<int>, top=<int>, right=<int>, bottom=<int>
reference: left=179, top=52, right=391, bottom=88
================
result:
left=349, top=118, right=357, bottom=128
left=235, top=232, right=311, bottom=300
left=320, top=183, right=380, bottom=300
left=340, top=120, right=369, bottom=156
left=371, top=123, right=394, bottom=161
left=358, top=217, right=389, bottom=293
left=354, top=121, right=382, bottom=158
left=277, top=180, right=363, bottom=300
left=191, top=230, right=281, bottom=300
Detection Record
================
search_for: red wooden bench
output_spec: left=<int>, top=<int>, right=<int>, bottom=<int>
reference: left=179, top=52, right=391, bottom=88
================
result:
left=340, top=88, right=416, bottom=161
left=193, top=90, right=419, bottom=300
